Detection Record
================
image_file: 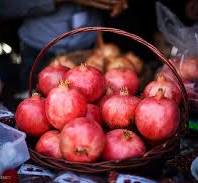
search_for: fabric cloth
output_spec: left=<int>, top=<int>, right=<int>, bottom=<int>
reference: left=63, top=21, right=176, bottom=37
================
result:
left=0, top=1, right=101, bottom=53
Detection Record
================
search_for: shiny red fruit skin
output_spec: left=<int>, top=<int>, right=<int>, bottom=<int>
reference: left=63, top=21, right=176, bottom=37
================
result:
left=35, top=130, right=62, bottom=159
left=144, top=75, right=181, bottom=104
left=45, top=86, right=87, bottom=130
left=102, top=95, right=140, bottom=129
left=60, top=117, right=105, bottom=162
left=15, top=95, right=51, bottom=136
left=86, top=104, right=102, bottom=124
left=65, top=65, right=105, bottom=102
left=103, top=129, right=146, bottom=161
left=135, top=97, right=180, bottom=142
left=38, top=64, right=68, bottom=96
left=105, top=69, right=139, bottom=95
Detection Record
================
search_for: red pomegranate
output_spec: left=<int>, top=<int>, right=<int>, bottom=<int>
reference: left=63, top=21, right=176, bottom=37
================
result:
left=102, top=87, right=140, bottom=129
left=135, top=88, right=180, bottom=142
left=144, top=74, right=181, bottom=104
left=45, top=81, right=87, bottom=130
left=180, top=58, right=198, bottom=81
left=98, top=86, right=114, bottom=107
left=37, top=61, right=68, bottom=96
left=105, top=68, right=139, bottom=95
left=65, top=64, right=105, bottom=102
left=86, top=104, right=102, bottom=124
left=103, top=129, right=146, bottom=161
left=15, top=94, right=51, bottom=136
left=35, top=130, right=62, bottom=159
left=60, top=117, right=105, bottom=162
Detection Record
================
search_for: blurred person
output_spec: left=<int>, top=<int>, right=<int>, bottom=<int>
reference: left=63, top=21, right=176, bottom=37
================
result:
left=0, top=0, right=127, bottom=99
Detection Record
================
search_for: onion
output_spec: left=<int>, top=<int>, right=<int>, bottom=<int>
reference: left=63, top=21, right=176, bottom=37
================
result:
left=15, top=93, right=51, bottom=136
left=103, top=129, right=146, bottom=161
left=102, top=87, right=140, bottom=129
left=60, top=117, right=105, bottom=162
left=105, top=56, right=135, bottom=72
left=35, top=130, right=62, bottom=159
left=65, top=64, right=105, bottom=102
left=37, top=61, right=68, bottom=96
left=100, top=43, right=120, bottom=58
left=86, top=50, right=105, bottom=72
left=135, top=88, right=180, bottom=142
left=105, top=68, right=140, bottom=95
left=53, top=55, right=76, bottom=69
left=144, top=74, right=181, bottom=104
left=45, top=81, right=87, bottom=130
left=124, top=52, right=143, bottom=74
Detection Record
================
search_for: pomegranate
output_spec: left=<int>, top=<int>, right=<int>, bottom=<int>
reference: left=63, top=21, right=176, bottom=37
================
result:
left=65, top=64, right=105, bottom=102
left=103, top=129, right=146, bottom=161
left=102, top=87, right=140, bottom=129
left=105, top=68, right=139, bottom=95
left=15, top=93, right=51, bottom=136
left=45, top=81, right=87, bottom=130
left=35, top=130, right=62, bottom=159
left=144, top=74, right=181, bottom=104
left=60, top=117, right=105, bottom=162
left=38, top=61, right=68, bottom=96
left=180, top=58, right=198, bottom=81
left=98, top=86, right=114, bottom=107
left=135, top=88, right=180, bottom=142
left=157, top=65, right=177, bottom=84
left=86, top=104, right=102, bottom=124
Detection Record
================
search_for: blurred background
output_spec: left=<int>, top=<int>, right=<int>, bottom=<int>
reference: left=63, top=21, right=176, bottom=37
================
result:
left=0, top=0, right=197, bottom=111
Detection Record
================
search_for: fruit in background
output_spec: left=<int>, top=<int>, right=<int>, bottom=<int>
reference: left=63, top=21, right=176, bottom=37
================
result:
left=124, top=52, right=143, bottom=74
left=35, top=130, right=62, bottom=159
left=135, top=88, right=180, bottom=142
left=37, top=61, right=68, bottom=96
left=180, top=58, right=198, bottom=81
left=45, top=81, right=87, bottom=130
left=60, top=117, right=106, bottom=162
left=65, top=64, right=105, bottom=102
left=15, top=93, right=51, bottom=136
left=144, top=74, right=181, bottom=104
left=105, top=68, right=139, bottom=95
left=96, top=32, right=120, bottom=58
left=158, top=57, right=198, bottom=82
left=103, top=129, right=146, bottom=161
left=52, top=55, right=76, bottom=69
left=100, top=43, right=120, bottom=58
left=86, top=50, right=105, bottom=72
left=102, top=87, right=140, bottom=129
left=105, top=56, right=135, bottom=72
left=86, top=104, right=102, bottom=124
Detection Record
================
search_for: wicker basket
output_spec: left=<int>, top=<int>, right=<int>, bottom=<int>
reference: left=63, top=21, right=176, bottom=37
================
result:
left=25, top=27, right=189, bottom=173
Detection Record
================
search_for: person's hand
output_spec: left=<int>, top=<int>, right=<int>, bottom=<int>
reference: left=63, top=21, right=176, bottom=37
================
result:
left=110, top=0, right=128, bottom=17
left=64, top=0, right=128, bottom=17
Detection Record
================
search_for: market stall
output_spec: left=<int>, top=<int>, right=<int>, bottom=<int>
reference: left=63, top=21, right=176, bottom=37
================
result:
left=0, top=1, right=198, bottom=182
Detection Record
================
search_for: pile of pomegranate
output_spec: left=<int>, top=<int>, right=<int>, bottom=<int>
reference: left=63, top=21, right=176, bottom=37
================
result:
left=15, top=47, right=181, bottom=163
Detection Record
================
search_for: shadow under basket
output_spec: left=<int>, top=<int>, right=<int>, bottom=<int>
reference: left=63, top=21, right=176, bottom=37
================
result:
left=13, top=27, right=191, bottom=173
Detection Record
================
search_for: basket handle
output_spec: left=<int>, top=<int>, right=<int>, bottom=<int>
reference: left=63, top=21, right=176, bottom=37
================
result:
left=29, top=27, right=189, bottom=122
